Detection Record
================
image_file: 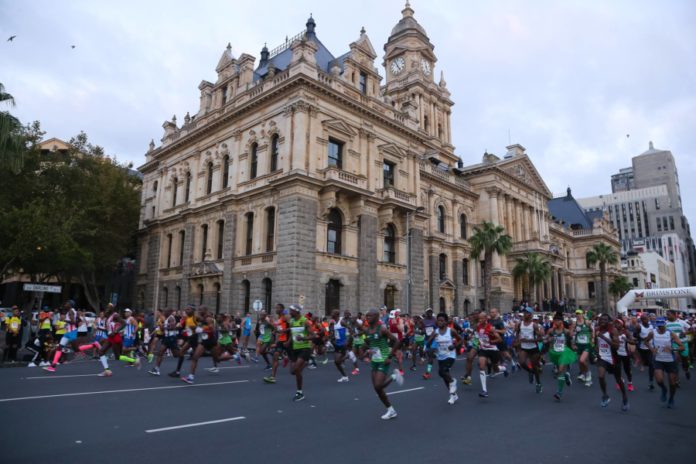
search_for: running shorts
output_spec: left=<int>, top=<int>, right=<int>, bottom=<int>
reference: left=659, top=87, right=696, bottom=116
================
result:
left=334, top=344, right=347, bottom=355
left=597, top=358, right=615, bottom=374
left=107, top=333, right=122, bottom=345
left=370, top=361, right=392, bottom=374
left=163, top=336, right=178, bottom=350
left=575, top=343, right=591, bottom=354
left=654, top=360, right=678, bottom=374
left=479, top=349, right=500, bottom=364
left=123, top=337, right=137, bottom=348
left=288, top=348, right=311, bottom=362
left=62, top=330, right=78, bottom=343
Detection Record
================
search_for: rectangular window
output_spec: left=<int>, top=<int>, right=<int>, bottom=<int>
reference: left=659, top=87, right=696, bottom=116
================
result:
left=462, top=259, right=469, bottom=286
left=166, top=234, right=173, bottom=268
left=669, top=216, right=675, bottom=230
left=657, top=217, right=662, bottom=232
left=216, top=221, right=224, bottom=260
left=201, top=225, right=208, bottom=261
left=179, top=231, right=185, bottom=266
left=383, top=161, right=395, bottom=187
left=328, top=138, right=343, bottom=169
left=221, top=85, right=228, bottom=105
left=359, top=71, right=367, bottom=94
left=588, top=281, right=596, bottom=299
left=245, top=213, right=254, bottom=256
left=266, top=208, right=275, bottom=252
left=663, top=217, right=668, bottom=231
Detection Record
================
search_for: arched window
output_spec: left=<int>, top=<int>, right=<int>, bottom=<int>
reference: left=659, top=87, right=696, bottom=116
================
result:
left=263, top=278, right=272, bottom=312
left=384, top=285, right=396, bottom=310
left=216, top=220, right=224, bottom=260
left=222, top=155, right=230, bottom=189
left=185, top=172, right=192, bottom=202
left=383, top=224, right=396, bottom=263
left=459, top=213, right=467, bottom=239
left=250, top=143, right=258, bottom=179
left=325, top=279, right=341, bottom=315
left=245, top=213, right=254, bottom=255
left=270, top=135, right=279, bottom=172
left=439, top=253, right=447, bottom=281
left=242, top=280, right=251, bottom=313
left=266, top=207, right=275, bottom=252
left=437, top=205, right=446, bottom=233
left=327, top=208, right=343, bottom=255
left=152, top=181, right=158, bottom=196
left=198, top=284, right=204, bottom=306
left=206, top=161, right=214, bottom=194
left=161, top=286, right=168, bottom=309
left=172, top=177, right=178, bottom=207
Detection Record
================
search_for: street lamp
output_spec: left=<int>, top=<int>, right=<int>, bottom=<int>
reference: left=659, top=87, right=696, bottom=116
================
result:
left=406, top=206, right=426, bottom=313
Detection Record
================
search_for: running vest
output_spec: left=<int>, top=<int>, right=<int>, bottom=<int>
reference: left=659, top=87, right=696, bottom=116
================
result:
left=550, top=330, right=568, bottom=353
left=597, top=331, right=613, bottom=363
left=574, top=322, right=591, bottom=345
left=653, top=330, right=675, bottom=363
left=6, top=316, right=20, bottom=335
left=65, top=309, right=77, bottom=332
left=519, top=321, right=537, bottom=350
left=275, top=318, right=288, bottom=342
left=638, top=324, right=653, bottom=350
left=616, top=333, right=628, bottom=357
left=124, top=318, right=137, bottom=339
left=434, top=327, right=456, bottom=360
left=258, top=320, right=272, bottom=343
left=95, top=318, right=107, bottom=338
left=423, top=317, right=436, bottom=338
left=365, top=325, right=390, bottom=362
left=333, top=319, right=347, bottom=347
left=665, top=319, right=689, bottom=349
left=477, top=324, right=498, bottom=351
left=290, top=317, right=311, bottom=350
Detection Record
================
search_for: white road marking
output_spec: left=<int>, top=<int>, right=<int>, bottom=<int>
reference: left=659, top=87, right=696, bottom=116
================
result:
left=215, top=365, right=250, bottom=370
left=387, top=387, right=425, bottom=396
left=0, top=380, right=249, bottom=403
left=25, top=374, right=100, bottom=380
left=145, top=416, right=246, bottom=433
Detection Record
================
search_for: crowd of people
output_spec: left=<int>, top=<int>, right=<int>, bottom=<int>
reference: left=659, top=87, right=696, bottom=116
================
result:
left=9, top=299, right=695, bottom=419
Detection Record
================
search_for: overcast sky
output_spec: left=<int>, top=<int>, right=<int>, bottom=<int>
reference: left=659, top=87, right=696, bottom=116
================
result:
left=2, top=0, right=695, bottom=226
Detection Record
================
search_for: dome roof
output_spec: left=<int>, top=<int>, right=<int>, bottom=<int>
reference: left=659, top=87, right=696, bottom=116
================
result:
left=390, top=2, right=428, bottom=38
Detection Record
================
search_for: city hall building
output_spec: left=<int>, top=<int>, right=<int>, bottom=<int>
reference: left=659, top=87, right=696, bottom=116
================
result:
left=136, top=4, right=620, bottom=315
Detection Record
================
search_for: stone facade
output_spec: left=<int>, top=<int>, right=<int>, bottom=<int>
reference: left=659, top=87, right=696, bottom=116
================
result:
left=135, top=4, right=621, bottom=315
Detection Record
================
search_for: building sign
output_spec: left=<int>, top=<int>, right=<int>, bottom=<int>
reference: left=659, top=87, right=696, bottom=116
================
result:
left=634, top=288, right=691, bottom=299
left=252, top=299, right=263, bottom=312
left=23, top=284, right=62, bottom=293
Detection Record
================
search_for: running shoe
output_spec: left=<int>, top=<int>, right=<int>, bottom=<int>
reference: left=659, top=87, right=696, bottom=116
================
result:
left=600, top=395, right=611, bottom=407
left=39, top=361, right=49, bottom=367
left=564, top=372, right=572, bottom=386
left=502, top=366, right=509, bottom=378
left=535, top=383, right=543, bottom=394
left=337, top=376, right=349, bottom=383
left=628, top=382, right=634, bottom=392
left=148, top=368, right=160, bottom=376
left=181, top=375, right=195, bottom=384
left=381, top=406, right=397, bottom=420
left=621, top=401, right=630, bottom=412
left=293, top=392, right=305, bottom=402
left=235, top=354, right=242, bottom=365
left=584, top=379, right=592, bottom=387
left=27, top=362, right=37, bottom=368
left=667, top=399, right=675, bottom=409
left=554, top=392, right=562, bottom=401
left=649, top=383, right=655, bottom=391
left=351, top=368, right=360, bottom=375
left=43, top=366, right=56, bottom=373
left=577, top=373, right=586, bottom=381
left=528, top=371, right=534, bottom=384
left=264, top=365, right=272, bottom=371
left=135, top=357, right=142, bottom=370
left=392, top=369, right=404, bottom=386
left=321, top=358, right=329, bottom=365
left=409, top=366, right=417, bottom=371
left=448, top=394, right=458, bottom=405
left=462, top=376, right=472, bottom=385
left=478, top=391, right=489, bottom=398
left=263, top=376, right=276, bottom=384
left=98, top=369, right=113, bottom=377
left=399, top=369, right=405, bottom=376
left=168, top=371, right=180, bottom=378
left=660, top=388, right=667, bottom=403
left=206, top=367, right=220, bottom=373
left=422, top=372, right=431, bottom=380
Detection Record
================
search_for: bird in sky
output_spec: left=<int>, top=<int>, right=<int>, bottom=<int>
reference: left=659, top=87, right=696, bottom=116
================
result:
left=7, top=35, right=16, bottom=42
left=71, top=45, right=76, bottom=49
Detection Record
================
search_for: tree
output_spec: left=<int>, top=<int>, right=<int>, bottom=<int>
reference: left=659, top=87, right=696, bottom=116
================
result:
left=0, top=83, right=26, bottom=173
left=609, top=276, right=633, bottom=307
left=586, top=242, right=619, bottom=315
left=469, top=221, right=512, bottom=310
left=512, top=252, right=551, bottom=304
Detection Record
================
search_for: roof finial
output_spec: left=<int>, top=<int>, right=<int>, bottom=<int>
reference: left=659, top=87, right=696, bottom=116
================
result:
left=402, top=0, right=414, bottom=18
left=306, top=13, right=316, bottom=36
left=360, top=26, right=366, bottom=36
left=226, top=42, right=231, bottom=51
left=649, top=141, right=654, bottom=150
left=439, top=70, right=447, bottom=87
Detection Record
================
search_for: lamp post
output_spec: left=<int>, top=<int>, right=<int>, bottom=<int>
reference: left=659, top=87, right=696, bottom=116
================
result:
left=406, top=206, right=426, bottom=313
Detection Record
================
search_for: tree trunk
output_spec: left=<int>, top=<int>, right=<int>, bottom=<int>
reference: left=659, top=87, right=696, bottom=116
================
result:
left=79, top=271, right=101, bottom=311
left=600, top=262, right=608, bottom=315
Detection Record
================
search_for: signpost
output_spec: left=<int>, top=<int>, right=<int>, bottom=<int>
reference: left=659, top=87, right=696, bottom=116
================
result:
left=23, top=284, right=62, bottom=293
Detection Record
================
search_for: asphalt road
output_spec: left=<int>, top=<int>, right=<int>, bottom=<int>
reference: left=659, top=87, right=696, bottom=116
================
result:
left=0, top=354, right=693, bottom=464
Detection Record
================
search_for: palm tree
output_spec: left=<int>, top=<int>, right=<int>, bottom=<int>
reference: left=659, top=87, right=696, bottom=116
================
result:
left=586, top=242, right=619, bottom=315
left=469, top=221, right=512, bottom=310
left=609, top=276, right=633, bottom=307
left=0, top=82, right=25, bottom=173
left=512, top=252, right=552, bottom=304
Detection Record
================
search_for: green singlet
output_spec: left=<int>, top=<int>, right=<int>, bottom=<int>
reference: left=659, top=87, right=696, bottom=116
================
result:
left=290, top=317, right=311, bottom=350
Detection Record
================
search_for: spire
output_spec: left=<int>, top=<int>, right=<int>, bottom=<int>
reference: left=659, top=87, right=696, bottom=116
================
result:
left=439, top=70, right=447, bottom=87
left=402, top=1, right=414, bottom=18
left=259, top=42, right=269, bottom=65
left=566, top=187, right=572, bottom=198
left=360, top=26, right=366, bottom=36
left=216, top=43, right=235, bottom=72
left=306, top=14, right=316, bottom=38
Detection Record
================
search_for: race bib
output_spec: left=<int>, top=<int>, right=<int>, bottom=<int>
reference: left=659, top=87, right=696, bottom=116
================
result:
left=184, top=328, right=193, bottom=337
left=259, top=325, right=265, bottom=335
left=201, top=333, right=209, bottom=340
left=370, top=347, right=384, bottom=362
left=576, top=334, right=588, bottom=344
left=10, top=322, right=18, bottom=330
left=554, top=339, right=565, bottom=352
left=438, top=341, right=450, bottom=353
left=425, top=327, right=434, bottom=336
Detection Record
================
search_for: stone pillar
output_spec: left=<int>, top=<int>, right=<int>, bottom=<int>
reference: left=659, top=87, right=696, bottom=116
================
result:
left=357, top=213, right=378, bottom=311
left=487, top=189, right=501, bottom=269
left=180, top=223, right=195, bottom=306
left=428, top=254, right=439, bottom=310
left=220, top=212, right=237, bottom=313
left=452, top=257, right=463, bottom=316
left=408, top=228, right=425, bottom=313
left=144, top=232, right=161, bottom=311
left=276, top=193, right=318, bottom=308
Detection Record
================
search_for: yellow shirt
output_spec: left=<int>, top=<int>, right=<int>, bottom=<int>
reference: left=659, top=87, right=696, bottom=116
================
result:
left=40, top=318, right=52, bottom=330
left=55, top=320, right=66, bottom=335
left=6, top=316, right=21, bottom=334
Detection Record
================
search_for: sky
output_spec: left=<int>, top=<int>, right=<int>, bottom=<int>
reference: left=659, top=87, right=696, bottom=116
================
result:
left=2, top=0, right=696, bottom=225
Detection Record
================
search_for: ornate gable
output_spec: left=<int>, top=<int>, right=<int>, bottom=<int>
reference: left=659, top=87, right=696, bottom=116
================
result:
left=321, top=119, right=357, bottom=138
left=377, top=142, right=407, bottom=160
left=498, top=155, right=552, bottom=198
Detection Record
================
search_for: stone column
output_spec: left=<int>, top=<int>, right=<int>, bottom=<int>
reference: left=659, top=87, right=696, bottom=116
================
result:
left=220, top=212, right=237, bottom=313
left=428, top=254, right=439, bottom=310
left=487, top=188, right=501, bottom=269
left=180, top=223, right=195, bottom=306
left=276, top=193, right=318, bottom=308
left=452, top=257, right=463, bottom=316
left=408, top=228, right=425, bottom=313
left=357, top=212, right=378, bottom=312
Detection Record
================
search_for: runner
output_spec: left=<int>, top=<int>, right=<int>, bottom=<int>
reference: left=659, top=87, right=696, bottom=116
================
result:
left=461, top=312, right=479, bottom=385
left=388, top=309, right=405, bottom=375
left=653, top=317, right=685, bottom=408
left=43, top=300, right=80, bottom=372
left=181, top=307, right=217, bottom=384
left=614, top=318, right=636, bottom=392
left=256, top=311, right=274, bottom=370
left=572, top=309, right=593, bottom=387
left=213, top=313, right=240, bottom=368
left=148, top=309, right=180, bottom=376
left=241, top=312, right=253, bottom=360
left=514, top=306, right=544, bottom=393
left=359, top=308, right=403, bottom=419
left=288, top=305, right=315, bottom=401
left=411, top=315, right=425, bottom=371
left=665, top=310, right=691, bottom=380
left=425, top=312, right=462, bottom=404
left=329, top=309, right=350, bottom=382
left=350, top=312, right=366, bottom=375
left=421, top=308, right=436, bottom=380
left=595, top=314, right=629, bottom=411
left=121, top=309, right=142, bottom=369
left=636, top=313, right=655, bottom=390
left=475, top=311, right=503, bottom=398
left=147, top=310, right=165, bottom=363
left=489, top=308, right=511, bottom=375
left=169, top=306, right=198, bottom=378
left=546, top=312, right=577, bottom=401
left=264, top=304, right=290, bottom=384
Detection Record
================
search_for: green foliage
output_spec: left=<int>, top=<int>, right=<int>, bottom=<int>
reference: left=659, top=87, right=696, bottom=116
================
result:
left=0, top=83, right=27, bottom=173
left=469, top=221, right=513, bottom=309
left=609, top=276, right=632, bottom=298
left=586, top=242, right=619, bottom=314
left=512, top=252, right=551, bottom=303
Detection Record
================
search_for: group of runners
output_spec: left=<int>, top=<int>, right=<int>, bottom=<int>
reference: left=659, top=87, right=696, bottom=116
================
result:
left=36, top=300, right=694, bottom=419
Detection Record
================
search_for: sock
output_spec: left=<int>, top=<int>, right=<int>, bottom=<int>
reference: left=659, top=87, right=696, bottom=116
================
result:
left=426, top=364, right=432, bottom=373
left=479, top=370, right=487, bottom=392
left=557, top=375, right=565, bottom=393
left=100, top=355, right=109, bottom=369
left=78, top=343, right=93, bottom=352
left=119, top=355, right=135, bottom=363
left=52, top=350, right=62, bottom=366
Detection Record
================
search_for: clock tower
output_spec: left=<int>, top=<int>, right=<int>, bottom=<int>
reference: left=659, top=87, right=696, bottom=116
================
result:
left=383, top=2, right=454, bottom=155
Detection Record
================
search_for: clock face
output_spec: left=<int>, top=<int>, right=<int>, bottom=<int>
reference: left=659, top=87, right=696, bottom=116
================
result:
left=390, top=57, right=405, bottom=75
left=420, top=59, right=431, bottom=76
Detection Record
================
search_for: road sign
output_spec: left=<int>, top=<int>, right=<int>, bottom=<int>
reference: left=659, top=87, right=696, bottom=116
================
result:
left=252, top=299, right=263, bottom=312
left=23, top=283, right=62, bottom=293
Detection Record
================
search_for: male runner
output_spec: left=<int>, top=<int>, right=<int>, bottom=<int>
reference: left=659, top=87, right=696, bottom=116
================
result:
left=264, top=304, right=290, bottom=384
left=426, top=313, right=462, bottom=404
left=288, top=305, right=315, bottom=401
left=330, top=309, right=350, bottom=382
left=665, top=310, right=691, bottom=380
left=636, top=313, right=655, bottom=390
left=595, top=314, right=629, bottom=411
left=515, top=306, right=543, bottom=393
left=572, top=309, right=593, bottom=386
left=652, top=317, right=685, bottom=408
